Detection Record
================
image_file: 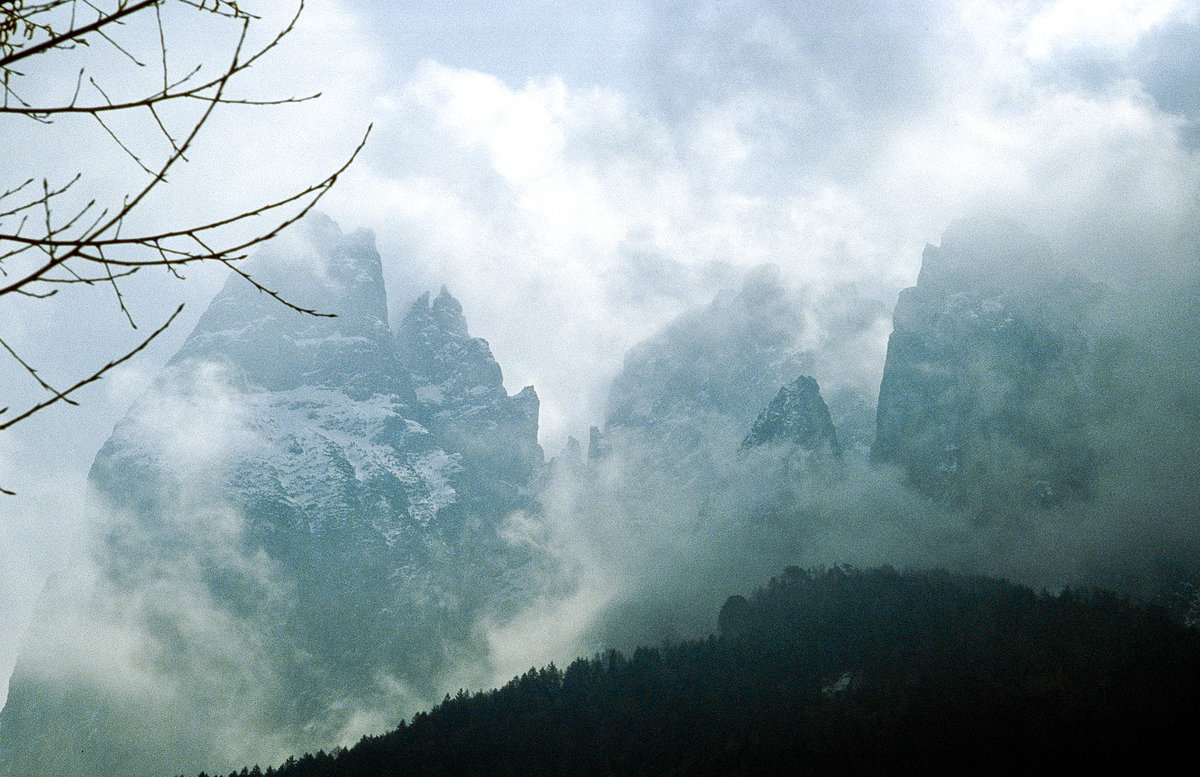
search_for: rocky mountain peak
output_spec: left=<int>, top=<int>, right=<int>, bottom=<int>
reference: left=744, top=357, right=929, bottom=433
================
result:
left=606, top=266, right=810, bottom=436
left=396, top=287, right=542, bottom=485
left=2, top=216, right=549, bottom=777
left=430, top=285, right=470, bottom=336
left=916, top=217, right=1053, bottom=296
left=398, top=287, right=504, bottom=395
left=742, top=376, right=841, bottom=456
left=167, top=213, right=402, bottom=399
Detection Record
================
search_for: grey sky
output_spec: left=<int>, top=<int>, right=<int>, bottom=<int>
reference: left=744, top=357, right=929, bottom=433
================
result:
left=3, top=0, right=1200, bottom=703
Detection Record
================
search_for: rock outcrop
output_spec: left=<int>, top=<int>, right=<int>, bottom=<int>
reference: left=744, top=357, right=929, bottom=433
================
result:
left=398, top=287, right=542, bottom=490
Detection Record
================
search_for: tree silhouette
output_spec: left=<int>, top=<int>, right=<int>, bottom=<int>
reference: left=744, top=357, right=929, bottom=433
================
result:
left=243, top=567, right=1200, bottom=777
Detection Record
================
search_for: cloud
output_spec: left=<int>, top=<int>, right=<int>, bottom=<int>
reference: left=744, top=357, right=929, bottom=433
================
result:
left=308, top=0, right=1200, bottom=455
left=4, top=365, right=302, bottom=771
left=10, top=492, right=306, bottom=776
left=330, top=59, right=923, bottom=445
left=3, top=360, right=445, bottom=774
left=5, top=0, right=1200, bottom=749
left=1021, top=0, right=1189, bottom=61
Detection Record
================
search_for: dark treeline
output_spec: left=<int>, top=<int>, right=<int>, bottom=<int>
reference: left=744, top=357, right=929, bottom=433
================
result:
left=198, top=567, right=1200, bottom=777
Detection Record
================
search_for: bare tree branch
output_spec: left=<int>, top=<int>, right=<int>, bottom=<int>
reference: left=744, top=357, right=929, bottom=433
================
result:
left=0, top=0, right=157, bottom=70
left=0, top=302, right=184, bottom=432
left=0, top=0, right=369, bottom=493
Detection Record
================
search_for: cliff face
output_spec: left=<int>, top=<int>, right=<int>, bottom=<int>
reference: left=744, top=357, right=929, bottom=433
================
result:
left=872, top=220, right=1105, bottom=511
left=0, top=215, right=547, bottom=777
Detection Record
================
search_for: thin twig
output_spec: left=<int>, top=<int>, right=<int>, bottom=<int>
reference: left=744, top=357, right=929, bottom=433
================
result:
left=0, top=302, right=184, bottom=432
left=0, top=0, right=157, bottom=69
left=0, top=335, right=78, bottom=403
left=0, top=0, right=368, bottom=449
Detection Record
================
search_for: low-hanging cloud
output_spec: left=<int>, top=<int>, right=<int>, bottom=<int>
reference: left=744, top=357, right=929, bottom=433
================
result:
left=5, top=0, right=1200, bottom=766
left=4, top=360, right=478, bottom=776
left=477, top=203, right=1200, bottom=678
left=308, top=0, right=1200, bottom=457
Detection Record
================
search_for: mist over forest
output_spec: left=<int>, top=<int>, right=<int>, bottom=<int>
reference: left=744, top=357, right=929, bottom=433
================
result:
left=2, top=2, right=1200, bottom=776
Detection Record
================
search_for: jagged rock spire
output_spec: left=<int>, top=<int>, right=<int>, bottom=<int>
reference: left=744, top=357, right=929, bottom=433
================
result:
left=742, top=376, right=840, bottom=456
left=168, top=213, right=405, bottom=399
left=396, top=286, right=542, bottom=485
left=398, top=286, right=504, bottom=395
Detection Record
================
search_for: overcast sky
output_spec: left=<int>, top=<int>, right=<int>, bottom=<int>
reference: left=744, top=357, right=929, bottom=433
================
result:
left=3, top=0, right=1200, bottom=702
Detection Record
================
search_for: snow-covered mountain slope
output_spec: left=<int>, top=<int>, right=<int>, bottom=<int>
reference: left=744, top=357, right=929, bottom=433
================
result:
left=0, top=215, right=548, bottom=777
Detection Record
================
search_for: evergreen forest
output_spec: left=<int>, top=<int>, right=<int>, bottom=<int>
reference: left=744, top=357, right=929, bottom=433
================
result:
left=193, top=566, right=1200, bottom=777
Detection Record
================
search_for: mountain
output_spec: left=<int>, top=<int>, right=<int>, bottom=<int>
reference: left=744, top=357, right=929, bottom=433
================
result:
left=397, top=287, right=542, bottom=492
left=0, top=215, right=548, bottom=777
left=607, top=266, right=811, bottom=440
left=871, top=219, right=1106, bottom=510
left=741, top=375, right=840, bottom=457
left=600, top=266, right=817, bottom=481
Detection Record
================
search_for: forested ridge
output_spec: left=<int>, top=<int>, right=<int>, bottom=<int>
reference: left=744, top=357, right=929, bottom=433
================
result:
left=195, top=567, right=1200, bottom=777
